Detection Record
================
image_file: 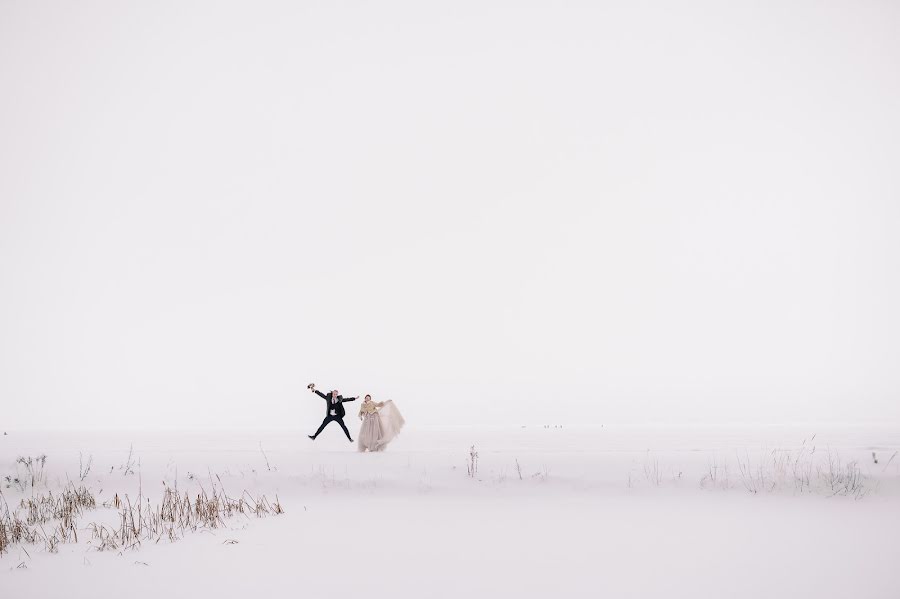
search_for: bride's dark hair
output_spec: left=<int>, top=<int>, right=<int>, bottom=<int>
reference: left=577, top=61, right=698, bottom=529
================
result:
left=365, top=394, right=372, bottom=400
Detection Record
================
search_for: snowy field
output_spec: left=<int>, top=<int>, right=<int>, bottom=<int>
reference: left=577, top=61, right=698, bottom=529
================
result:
left=2, top=426, right=899, bottom=598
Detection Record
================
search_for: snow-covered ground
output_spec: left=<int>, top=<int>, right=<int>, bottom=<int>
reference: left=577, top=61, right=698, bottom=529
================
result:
left=2, top=426, right=899, bottom=598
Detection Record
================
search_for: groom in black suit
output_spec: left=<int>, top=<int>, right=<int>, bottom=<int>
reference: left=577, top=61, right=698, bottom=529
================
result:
left=307, top=383, right=356, bottom=442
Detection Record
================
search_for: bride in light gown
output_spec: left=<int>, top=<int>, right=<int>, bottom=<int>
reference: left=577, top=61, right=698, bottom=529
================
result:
left=357, top=394, right=405, bottom=452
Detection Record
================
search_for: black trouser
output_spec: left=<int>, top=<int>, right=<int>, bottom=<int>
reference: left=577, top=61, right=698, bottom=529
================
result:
left=311, top=415, right=353, bottom=441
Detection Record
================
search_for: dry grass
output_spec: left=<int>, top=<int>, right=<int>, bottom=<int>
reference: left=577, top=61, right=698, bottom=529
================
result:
left=643, top=452, right=662, bottom=486
left=3, top=455, right=48, bottom=492
left=699, top=456, right=731, bottom=490
left=466, top=445, right=479, bottom=478
left=718, top=438, right=871, bottom=498
left=0, top=484, right=94, bottom=553
left=0, top=479, right=284, bottom=556
left=89, top=480, right=284, bottom=551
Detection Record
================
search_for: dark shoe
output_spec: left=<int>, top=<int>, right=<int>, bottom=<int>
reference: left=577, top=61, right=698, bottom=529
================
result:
left=348, top=438, right=354, bottom=442
left=308, top=435, right=316, bottom=440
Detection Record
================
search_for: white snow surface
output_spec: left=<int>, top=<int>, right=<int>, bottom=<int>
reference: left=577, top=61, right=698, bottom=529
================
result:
left=2, top=426, right=899, bottom=598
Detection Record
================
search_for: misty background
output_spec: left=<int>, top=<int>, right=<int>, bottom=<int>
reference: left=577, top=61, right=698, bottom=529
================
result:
left=1, top=1, right=898, bottom=430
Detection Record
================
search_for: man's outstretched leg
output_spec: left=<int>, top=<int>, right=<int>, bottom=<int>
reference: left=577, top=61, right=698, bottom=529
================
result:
left=336, top=418, right=354, bottom=442
left=309, top=416, right=333, bottom=440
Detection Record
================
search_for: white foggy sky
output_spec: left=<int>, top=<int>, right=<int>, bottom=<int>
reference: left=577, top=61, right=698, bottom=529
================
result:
left=1, top=0, right=899, bottom=430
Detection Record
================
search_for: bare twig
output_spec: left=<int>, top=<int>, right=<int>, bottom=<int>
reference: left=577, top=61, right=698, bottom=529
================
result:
left=259, top=443, right=272, bottom=472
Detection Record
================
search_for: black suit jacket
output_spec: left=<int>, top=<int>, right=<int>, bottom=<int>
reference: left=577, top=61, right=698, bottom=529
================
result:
left=314, top=389, right=356, bottom=418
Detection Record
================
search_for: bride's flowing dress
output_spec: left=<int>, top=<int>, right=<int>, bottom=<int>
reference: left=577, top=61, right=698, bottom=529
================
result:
left=358, top=410, right=383, bottom=452
left=377, top=400, right=405, bottom=444
left=358, top=399, right=405, bottom=452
